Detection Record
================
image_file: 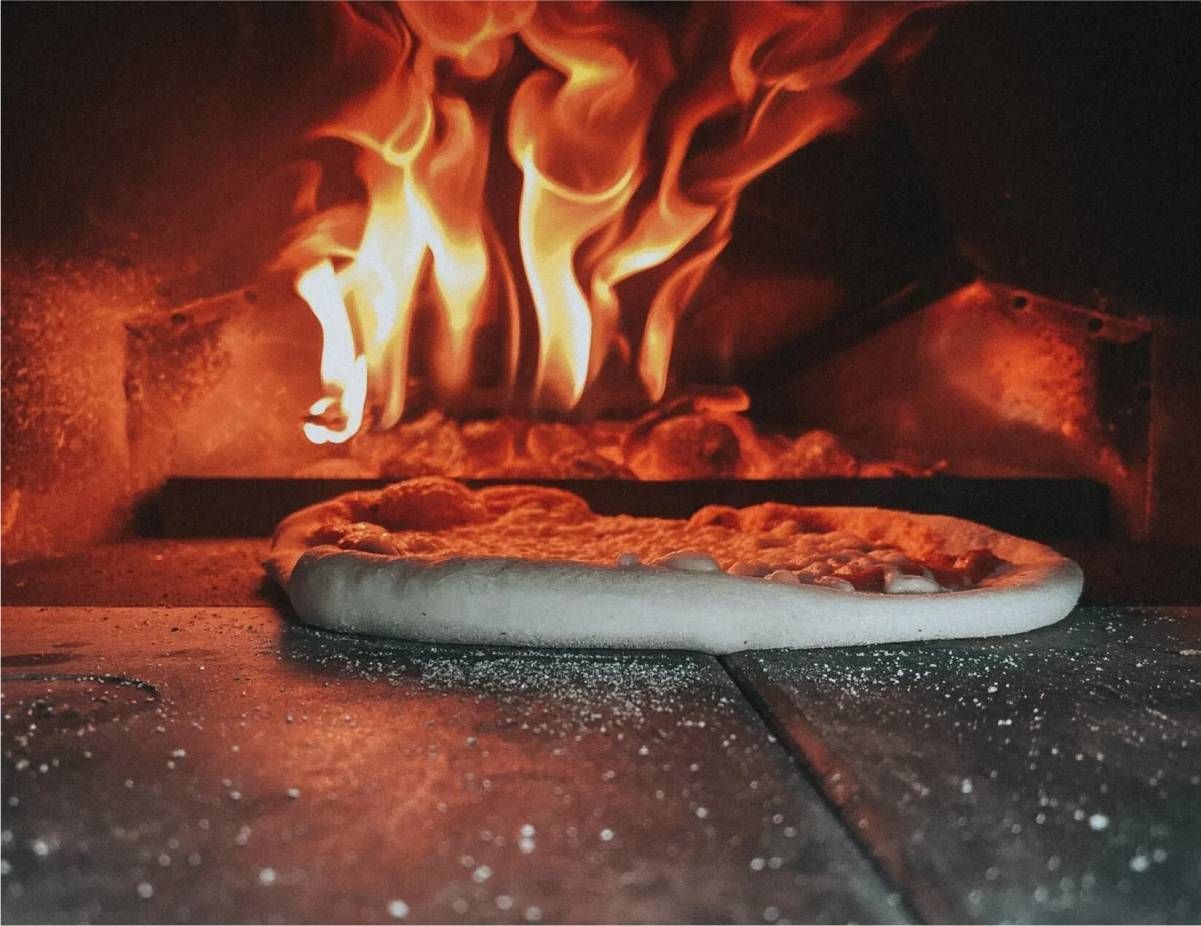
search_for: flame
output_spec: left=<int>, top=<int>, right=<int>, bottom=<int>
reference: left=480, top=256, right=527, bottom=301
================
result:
left=297, top=261, right=367, bottom=444
left=279, top=1, right=919, bottom=442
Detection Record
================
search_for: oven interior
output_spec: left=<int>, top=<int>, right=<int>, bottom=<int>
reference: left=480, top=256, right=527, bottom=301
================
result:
left=2, top=3, right=1199, bottom=923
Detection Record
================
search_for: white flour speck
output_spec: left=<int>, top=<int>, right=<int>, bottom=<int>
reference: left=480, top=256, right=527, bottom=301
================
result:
left=387, top=899, right=409, bottom=919
left=1088, top=813, right=1110, bottom=831
left=137, top=882, right=154, bottom=899
left=258, top=868, right=277, bottom=886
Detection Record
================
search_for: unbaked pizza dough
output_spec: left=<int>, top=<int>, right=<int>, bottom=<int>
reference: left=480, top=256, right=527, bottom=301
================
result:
left=265, top=477, right=1083, bottom=654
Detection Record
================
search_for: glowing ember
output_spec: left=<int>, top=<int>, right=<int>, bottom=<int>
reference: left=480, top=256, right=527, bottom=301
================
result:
left=277, top=1, right=918, bottom=444
left=301, top=389, right=943, bottom=482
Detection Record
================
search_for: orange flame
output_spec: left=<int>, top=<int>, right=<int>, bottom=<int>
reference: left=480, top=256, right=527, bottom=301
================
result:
left=279, top=1, right=918, bottom=443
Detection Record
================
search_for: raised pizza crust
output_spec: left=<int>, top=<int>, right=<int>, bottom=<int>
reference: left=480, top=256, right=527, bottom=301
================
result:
left=265, top=478, right=1083, bottom=654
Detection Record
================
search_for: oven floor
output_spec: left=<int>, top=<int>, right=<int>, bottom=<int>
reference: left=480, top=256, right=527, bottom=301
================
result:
left=2, top=540, right=1199, bottom=924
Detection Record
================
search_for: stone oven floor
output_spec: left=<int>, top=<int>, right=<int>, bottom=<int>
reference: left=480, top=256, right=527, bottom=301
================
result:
left=2, top=540, right=1199, bottom=923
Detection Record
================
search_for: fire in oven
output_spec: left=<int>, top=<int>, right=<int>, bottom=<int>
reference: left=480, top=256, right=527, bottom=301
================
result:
left=2, top=2, right=1199, bottom=923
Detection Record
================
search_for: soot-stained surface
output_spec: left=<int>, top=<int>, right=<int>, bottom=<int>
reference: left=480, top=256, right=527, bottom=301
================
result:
left=727, top=607, right=1201, bottom=924
left=0, top=606, right=905, bottom=924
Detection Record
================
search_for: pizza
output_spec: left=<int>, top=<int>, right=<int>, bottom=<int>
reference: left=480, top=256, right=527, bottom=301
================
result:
left=265, top=477, right=1083, bottom=653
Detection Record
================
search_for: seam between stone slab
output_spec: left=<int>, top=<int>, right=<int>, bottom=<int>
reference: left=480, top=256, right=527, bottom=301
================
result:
left=3, top=606, right=927, bottom=922
left=5, top=606, right=916, bottom=924
left=719, top=653, right=937, bottom=926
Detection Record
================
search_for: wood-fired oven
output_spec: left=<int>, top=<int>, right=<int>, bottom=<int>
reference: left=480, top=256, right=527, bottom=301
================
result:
left=3, top=3, right=1198, bottom=923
